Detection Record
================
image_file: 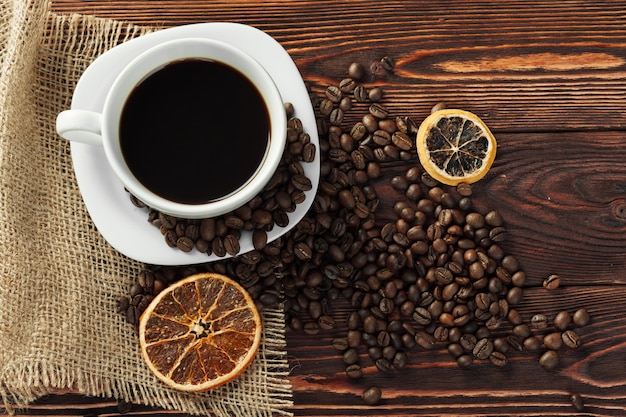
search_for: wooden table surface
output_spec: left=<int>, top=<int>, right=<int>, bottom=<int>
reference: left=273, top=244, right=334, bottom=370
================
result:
left=9, top=1, right=626, bottom=416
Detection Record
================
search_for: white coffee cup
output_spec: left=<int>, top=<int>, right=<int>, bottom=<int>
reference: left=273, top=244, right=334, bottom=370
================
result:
left=56, top=38, right=286, bottom=219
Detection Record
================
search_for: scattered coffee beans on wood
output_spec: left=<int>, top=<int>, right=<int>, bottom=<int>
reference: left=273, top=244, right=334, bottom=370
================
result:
left=119, top=59, right=591, bottom=406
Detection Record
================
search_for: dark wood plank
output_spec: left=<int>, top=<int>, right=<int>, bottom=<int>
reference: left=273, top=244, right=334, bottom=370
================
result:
left=49, top=0, right=626, bottom=131
left=5, top=1, right=626, bottom=416
left=288, top=287, right=626, bottom=417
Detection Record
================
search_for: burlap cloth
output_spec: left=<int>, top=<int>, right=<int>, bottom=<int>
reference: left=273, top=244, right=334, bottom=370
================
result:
left=0, top=1, right=293, bottom=415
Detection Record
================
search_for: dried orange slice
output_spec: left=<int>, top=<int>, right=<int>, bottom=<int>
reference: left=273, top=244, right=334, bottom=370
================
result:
left=416, top=109, right=497, bottom=185
left=138, top=272, right=261, bottom=392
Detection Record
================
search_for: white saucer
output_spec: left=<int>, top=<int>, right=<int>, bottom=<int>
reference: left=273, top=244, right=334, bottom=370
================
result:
left=69, top=23, right=319, bottom=265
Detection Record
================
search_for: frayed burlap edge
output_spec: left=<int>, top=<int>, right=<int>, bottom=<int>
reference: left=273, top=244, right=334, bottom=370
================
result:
left=0, top=3, right=293, bottom=416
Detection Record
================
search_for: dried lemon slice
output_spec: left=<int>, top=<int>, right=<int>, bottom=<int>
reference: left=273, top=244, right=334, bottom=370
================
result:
left=416, top=109, right=497, bottom=185
left=139, top=272, right=261, bottom=392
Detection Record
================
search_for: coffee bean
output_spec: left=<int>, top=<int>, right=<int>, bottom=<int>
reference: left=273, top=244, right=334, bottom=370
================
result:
left=349, top=123, right=366, bottom=142
left=554, top=311, right=572, bottom=331
left=501, top=255, right=519, bottom=273
left=415, top=331, right=435, bottom=349
left=353, top=85, right=367, bottom=102
left=372, top=129, right=391, bottom=146
left=294, top=242, right=313, bottom=261
left=392, top=131, right=412, bottom=150
left=163, top=229, right=177, bottom=247
left=158, top=213, right=177, bottom=229
left=459, top=333, right=477, bottom=352
left=489, top=351, right=507, bottom=366
left=543, top=274, right=561, bottom=290
left=435, top=267, right=453, bottom=284
left=332, top=337, right=349, bottom=351
left=474, top=325, right=489, bottom=339
left=506, top=287, right=523, bottom=305
left=489, top=226, right=506, bottom=242
left=562, top=329, right=581, bottom=348
left=475, top=292, right=490, bottom=310
left=252, top=229, right=268, bottom=250
left=129, top=282, right=143, bottom=298
left=543, top=332, right=563, bottom=350
left=343, top=348, right=359, bottom=365
left=223, top=234, right=240, bottom=256
left=339, top=78, right=357, bottom=93
left=498, top=299, right=510, bottom=318
left=329, top=108, right=344, bottom=125
left=259, top=292, right=280, bottom=306
left=378, top=118, right=397, bottom=133
left=375, top=358, right=392, bottom=373
left=447, top=343, right=463, bottom=358
left=457, top=354, right=473, bottom=368
left=380, top=56, right=395, bottom=71
left=377, top=330, right=391, bottom=347
left=303, top=321, right=319, bottom=335
left=484, top=210, right=504, bottom=227
left=117, top=296, right=130, bottom=314
left=473, top=338, right=494, bottom=360
left=523, top=336, right=541, bottom=351
left=405, top=184, right=421, bottom=201
left=362, top=386, right=382, bottom=405
left=493, top=337, right=509, bottom=353
left=506, top=335, right=523, bottom=351
left=433, top=326, right=449, bottom=342
left=391, top=175, right=409, bottom=192
left=288, top=316, right=303, bottom=332
left=129, top=194, right=146, bottom=208
left=320, top=98, right=335, bottom=116
left=511, top=270, right=526, bottom=287
left=431, top=102, right=446, bottom=113
left=531, top=314, right=549, bottom=329
left=412, top=307, right=431, bottom=325
left=125, top=305, right=137, bottom=325
left=513, top=324, right=531, bottom=339
left=369, top=61, right=386, bottom=78
left=318, top=315, right=335, bottom=330
left=468, top=262, right=485, bottom=280
left=303, top=142, right=316, bottom=162
left=117, top=400, right=132, bottom=414
left=452, top=305, right=471, bottom=326
left=573, top=308, right=590, bottom=327
left=456, top=182, right=472, bottom=196
left=571, top=393, right=584, bottom=411
left=539, top=350, right=559, bottom=370
left=348, top=62, right=365, bottom=80
left=442, top=282, right=459, bottom=301
left=345, top=363, right=363, bottom=379
left=369, top=103, right=389, bottom=119
left=379, top=297, right=395, bottom=315
left=368, top=87, right=384, bottom=102
left=508, top=309, right=522, bottom=326
left=339, top=97, right=353, bottom=112
left=347, top=329, right=362, bottom=348
left=325, top=85, right=342, bottom=103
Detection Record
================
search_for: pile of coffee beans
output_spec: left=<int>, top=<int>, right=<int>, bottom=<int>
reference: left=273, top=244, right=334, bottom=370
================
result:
left=128, top=104, right=316, bottom=258
left=119, top=58, right=591, bottom=406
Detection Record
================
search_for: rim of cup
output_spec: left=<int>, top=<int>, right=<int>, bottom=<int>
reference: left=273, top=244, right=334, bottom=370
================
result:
left=103, top=37, right=286, bottom=219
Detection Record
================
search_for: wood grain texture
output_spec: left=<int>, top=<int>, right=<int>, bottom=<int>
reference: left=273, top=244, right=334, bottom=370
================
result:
left=288, top=288, right=626, bottom=416
left=8, top=1, right=626, bottom=416
left=50, top=0, right=626, bottom=132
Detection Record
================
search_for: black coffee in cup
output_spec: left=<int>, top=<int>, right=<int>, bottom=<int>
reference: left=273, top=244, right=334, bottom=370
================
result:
left=119, top=58, right=270, bottom=205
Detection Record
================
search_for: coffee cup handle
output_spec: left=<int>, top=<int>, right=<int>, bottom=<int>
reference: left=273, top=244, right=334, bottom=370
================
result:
left=56, top=110, right=104, bottom=146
